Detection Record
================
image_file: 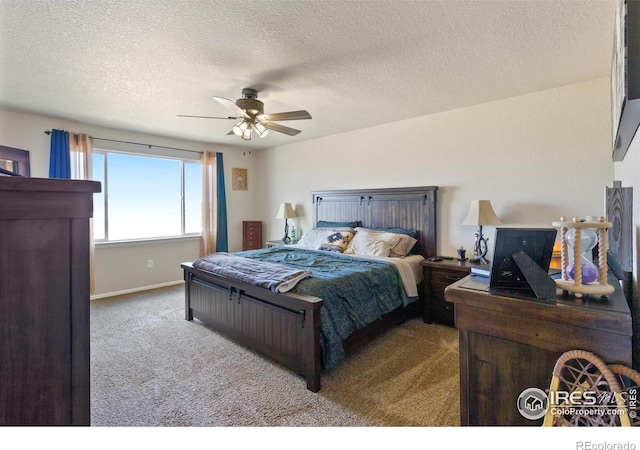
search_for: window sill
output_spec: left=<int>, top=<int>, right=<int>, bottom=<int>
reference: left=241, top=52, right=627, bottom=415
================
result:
left=95, top=234, right=201, bottom=248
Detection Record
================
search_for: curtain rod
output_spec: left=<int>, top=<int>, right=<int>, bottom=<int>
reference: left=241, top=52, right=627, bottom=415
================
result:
left=44, top=130, right=203, bottom=154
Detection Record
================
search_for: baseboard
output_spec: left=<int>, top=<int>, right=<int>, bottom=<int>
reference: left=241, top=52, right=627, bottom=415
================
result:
left=91, top=280, right=184, bottom=300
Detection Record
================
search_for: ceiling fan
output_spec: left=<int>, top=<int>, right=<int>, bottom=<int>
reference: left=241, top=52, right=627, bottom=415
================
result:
left=178, top=88, right=312, bottom=140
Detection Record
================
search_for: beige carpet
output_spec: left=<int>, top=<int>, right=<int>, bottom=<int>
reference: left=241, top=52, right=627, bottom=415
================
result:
left=90, top=285, right=460, bottom=427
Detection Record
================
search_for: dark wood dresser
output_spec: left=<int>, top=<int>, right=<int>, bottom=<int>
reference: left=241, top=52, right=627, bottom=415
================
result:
left=445, top=274, right=632, bottom=426
left=242, top=220, right=262, bottom=250
left=0, top=177, right=100, bottom=426
left=421, top=259, right=488, bottom=325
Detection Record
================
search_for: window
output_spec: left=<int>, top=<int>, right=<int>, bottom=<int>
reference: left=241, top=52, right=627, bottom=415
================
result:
left=92, top=150, right=202, bottom=241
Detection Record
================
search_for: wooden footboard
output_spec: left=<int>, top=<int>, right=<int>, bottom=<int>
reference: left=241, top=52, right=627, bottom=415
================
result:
left=182, top=262, right=323, bottom=392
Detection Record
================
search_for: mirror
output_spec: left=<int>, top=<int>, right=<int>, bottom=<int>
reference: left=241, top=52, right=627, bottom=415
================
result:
left=0, top=145, right=30, bottom=176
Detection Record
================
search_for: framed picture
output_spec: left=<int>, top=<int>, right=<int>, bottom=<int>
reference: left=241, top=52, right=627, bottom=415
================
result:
left=0, top=145, right=30, bottom=176
left=489, top=227, right=557, bottom=289
left=232, top=168, right=248, bottom=190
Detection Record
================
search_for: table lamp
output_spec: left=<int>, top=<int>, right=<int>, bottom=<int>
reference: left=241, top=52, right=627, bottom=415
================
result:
left=275, top=203, right=297, bottom=243
left=462, top=200, right=502, bottom=264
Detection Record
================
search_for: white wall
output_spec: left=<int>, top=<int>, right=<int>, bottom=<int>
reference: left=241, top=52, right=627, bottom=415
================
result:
left=0, top=77, right=614, bottom=296
left=0, top=109, right=259, bottom=296
left=255, top=78, right=614, bottom=260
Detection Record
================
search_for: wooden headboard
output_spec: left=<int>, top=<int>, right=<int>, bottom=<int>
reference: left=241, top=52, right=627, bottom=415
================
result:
left=311, top=186, right=438, bottom=258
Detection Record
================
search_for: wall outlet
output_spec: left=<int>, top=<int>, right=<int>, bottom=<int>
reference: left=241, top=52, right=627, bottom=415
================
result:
left=147, top=259, right=153, bottom=268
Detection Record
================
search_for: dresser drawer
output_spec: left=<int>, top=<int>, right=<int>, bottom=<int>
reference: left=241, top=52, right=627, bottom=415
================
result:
left=432, top=299, right=455, bottom=322
left=243, top=240, right=261, bottom=250
left=431, top=269, right=467, bottom=285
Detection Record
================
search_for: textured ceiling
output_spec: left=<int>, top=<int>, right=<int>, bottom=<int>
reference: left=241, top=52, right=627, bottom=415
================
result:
left=0, top=0, right=615, bottom=150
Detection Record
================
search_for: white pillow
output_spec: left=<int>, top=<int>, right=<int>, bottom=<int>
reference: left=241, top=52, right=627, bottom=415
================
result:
left=296, top=229, right=329, bottom=249
left=344, top=228, right=401, bottom=257
left=389, top=234, right=418, bottom=258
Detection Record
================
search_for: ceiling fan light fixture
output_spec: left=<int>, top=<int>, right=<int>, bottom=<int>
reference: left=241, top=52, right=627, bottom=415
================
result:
left=242, top=126, right=252, bottom=140
left=253, top=122, right=269, bottom=138
left=232, top=120, right=248, bottom=136
left=180, top=88, right=311, bottom=140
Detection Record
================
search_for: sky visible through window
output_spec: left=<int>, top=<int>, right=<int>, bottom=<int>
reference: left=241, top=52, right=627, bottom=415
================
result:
left=184, top=161, right=202, bottom=234
left=92, top=152, right=201, bottom=241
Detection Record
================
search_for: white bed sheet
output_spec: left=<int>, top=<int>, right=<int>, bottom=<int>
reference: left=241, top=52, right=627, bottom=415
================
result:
left=347, top=253, right=424, bottom=298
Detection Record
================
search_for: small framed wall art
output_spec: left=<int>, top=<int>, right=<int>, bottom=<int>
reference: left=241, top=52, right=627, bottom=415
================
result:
left=232, top=167, right=248, bottom=190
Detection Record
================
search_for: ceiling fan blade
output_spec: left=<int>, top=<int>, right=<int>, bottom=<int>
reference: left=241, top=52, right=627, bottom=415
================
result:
left=263, top=121, right=302, bottom=136
left=261, top=110, right=312, bottom=121
left=213, top=96, right=250, bottom=119
left=177, top=114, right=239, bottom=120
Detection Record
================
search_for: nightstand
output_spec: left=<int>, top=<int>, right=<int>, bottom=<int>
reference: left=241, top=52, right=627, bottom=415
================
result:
left=266, top=239, right=286, bottom=248
left=420, top=258, right=489, bottom=326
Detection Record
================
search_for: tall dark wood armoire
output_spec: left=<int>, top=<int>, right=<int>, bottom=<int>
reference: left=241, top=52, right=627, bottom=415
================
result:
left=0, top=177, right=101, bottom=425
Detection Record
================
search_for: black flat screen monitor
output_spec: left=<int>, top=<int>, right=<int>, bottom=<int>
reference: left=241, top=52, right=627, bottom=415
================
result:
left=489, top=227, right=557, bottom=289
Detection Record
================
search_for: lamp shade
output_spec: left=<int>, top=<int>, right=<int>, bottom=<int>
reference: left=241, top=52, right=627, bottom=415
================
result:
left=232, top=120, right=247, bottom=136
left=275, top=203, right=297, bottom=219
left=462, top=200, right=502, bottom=226
left=253, top=122, right=269, bottom=138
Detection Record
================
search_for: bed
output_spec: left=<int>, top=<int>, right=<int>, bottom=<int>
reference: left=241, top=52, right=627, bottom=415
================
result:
left=182, top=186, right=438, bottom=391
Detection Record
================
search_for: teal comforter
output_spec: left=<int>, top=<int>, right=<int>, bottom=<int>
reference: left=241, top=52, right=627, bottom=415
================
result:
left=235, top=246, right=416, bottom=370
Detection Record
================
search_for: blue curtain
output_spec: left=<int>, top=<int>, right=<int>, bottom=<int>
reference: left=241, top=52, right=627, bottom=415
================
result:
left=215, top=152, right=229, bottom=252
left=48, top=129, right=70, bottom=178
